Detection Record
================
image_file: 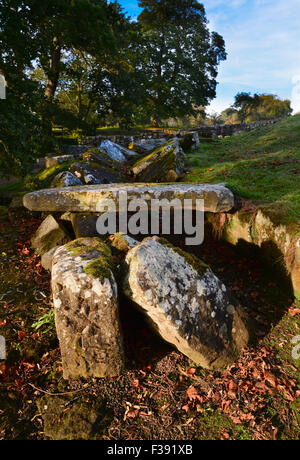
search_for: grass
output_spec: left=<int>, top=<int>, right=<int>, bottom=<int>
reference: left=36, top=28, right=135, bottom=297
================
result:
left=184, top=114, right=300, bottom=225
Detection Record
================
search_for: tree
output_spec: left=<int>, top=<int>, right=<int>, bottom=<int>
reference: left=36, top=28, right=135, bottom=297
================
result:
left=233, top=92, right=292, bottom=123
left=137, top=0, right=226, bottom=126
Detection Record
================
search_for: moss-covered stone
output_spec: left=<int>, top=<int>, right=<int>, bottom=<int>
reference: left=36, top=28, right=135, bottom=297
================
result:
left=65, top=237, right=112, bottom=258
left=83, top=256, right=116, bottom=283
left=131, top=139, right=185, bottom=182
left=36, top=395, right=113, bottom=440
left=52, top=240, right=124, bottom=379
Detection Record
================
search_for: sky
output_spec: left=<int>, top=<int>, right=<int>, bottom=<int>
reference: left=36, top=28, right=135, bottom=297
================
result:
left=117, top=0, right=300, bottom=114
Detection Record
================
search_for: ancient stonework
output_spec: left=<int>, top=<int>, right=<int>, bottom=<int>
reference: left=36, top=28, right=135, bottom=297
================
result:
left=99, top=140, right=137, bottom=162
left=69, top=162, right=121, bottom=185
left=23, top=182, right=234, bottom=213
left=51, top=238, right=124, bottom=379
left=51, top=171, right=83, bottom=188
left=31, top=215, right=71, bottom=257
left=207, top=206, right=300, bottom=300
left=131, top=138, right=168, bottom=155
left=130, top=139, right=185, bottom=182
left=123, top=237, right=249, bottom=370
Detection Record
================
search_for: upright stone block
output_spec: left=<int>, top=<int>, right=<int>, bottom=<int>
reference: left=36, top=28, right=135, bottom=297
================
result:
left=51, top=238, right=124, bottom=379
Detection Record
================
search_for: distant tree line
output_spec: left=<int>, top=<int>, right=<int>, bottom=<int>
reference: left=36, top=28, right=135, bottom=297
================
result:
left=218, top=93, right=292, bottom=125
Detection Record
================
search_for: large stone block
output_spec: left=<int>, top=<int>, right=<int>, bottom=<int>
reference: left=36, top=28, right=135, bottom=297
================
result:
left=31, top=215, right=71, bottom=257
left=52, top=238, right=124, bottom=379
left=123, top=237, right=249, bottom=370
left=130, top=139, right=185, bottom=182
left=23, top=183, right=235, bottom=214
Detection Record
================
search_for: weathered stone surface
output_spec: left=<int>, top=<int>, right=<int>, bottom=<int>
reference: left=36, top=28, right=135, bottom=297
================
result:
left=207, top=206, right=300, bottom=300
left=37, top=394, right=113, bottom=440
left=52, top=238, right=124, bottom=379
left=31, top=215, right=71, bottom=257
left=130, top=139, right=185, bottom=182
left=99, top=140, right=137, bottom=162
left=179, top=132, right=200, bottom=152
left=131, top=138, right=167, bottom=155
left=69, top=162, right=121, bottom=185
left=24, top=183, right=234, bottom=214
left=80, top=149, right=119, bottom=170
left=123, top=237, right=249, bottom=370
left=51, top=171, right=83, bottom=188
left=41, top=246, right=59, bottom=271
left=59, top=145, right=89, bottom=156
left=71, top=213, right=99, bottom=238
left=45, top=155, right=79, bottom=169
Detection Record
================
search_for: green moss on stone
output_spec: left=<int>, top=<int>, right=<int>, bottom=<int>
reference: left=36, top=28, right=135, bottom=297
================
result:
left=111, top=233, right=131, bottom=252
left=83, top=257, right=116, bottom=283
left=65, top=238, right=112, bottom=258
left=65, top=238, right=115, bottom=282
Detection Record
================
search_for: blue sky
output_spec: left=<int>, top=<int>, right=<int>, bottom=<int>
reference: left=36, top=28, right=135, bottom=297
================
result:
left=118, top=0, right=300, bottom=114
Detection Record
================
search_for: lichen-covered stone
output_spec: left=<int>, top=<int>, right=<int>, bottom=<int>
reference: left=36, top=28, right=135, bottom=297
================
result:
left=69, top=162, right=121, bottom=185
left=45, top=154, right=80, bottom=169
left=123, top=237, right=249, bottom=370
left=99, top=140, right=137, bottom=162
left=130, top=139, right=185, bottom=182
left=51, top=171, right=83, bottom=188
left=52, top=238, right=124, bottom=379
left=80, top=149, right=119, bottom=170
left=131, top=138, right=167, bottom=155
left=31, top=215, right=71, bottom=257
left=36, top=395, right=113, bottom=440
left=23, top=183, right=234, bottom=213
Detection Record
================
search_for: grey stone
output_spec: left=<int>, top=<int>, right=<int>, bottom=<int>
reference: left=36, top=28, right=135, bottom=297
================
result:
left=45, top=155, right=79, bottom=169
left=99, top=140, right=137, bottom=162
left=123, top=237, right=249, bottom=370
left=71, top=213, right=99, bottom=238
left=130, top=139, right=185, bottom=182
left=41, top=246, right=59, bottom=271
left=51, top=171, right=83, bottom=188
left=31, top=215, right=71, bottom=257
left=23, top=182, right=235, bottom=214
left=69, top=162, right=121, bottom=185
left=132, top=138, right=167, bottom=155
left=52, top=238, right=125, bottom=379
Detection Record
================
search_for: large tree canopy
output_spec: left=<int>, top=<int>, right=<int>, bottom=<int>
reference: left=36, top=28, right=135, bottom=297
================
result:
left=137, top=0, right=226, bottom=125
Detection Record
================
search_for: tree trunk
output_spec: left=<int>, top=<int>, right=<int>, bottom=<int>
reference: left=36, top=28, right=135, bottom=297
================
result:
left=45, top=37, right=61, bottom=99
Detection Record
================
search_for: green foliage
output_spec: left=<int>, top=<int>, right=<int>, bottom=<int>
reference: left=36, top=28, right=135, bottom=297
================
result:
left=232, top=92, right=292, bottom=123
left=0, top=75, right=56, bottom=177
left=32, top=309, right=55, bottom=335
left=137, top=0, right=226, bottom=125
left=184, top=114, right=300, bottom=225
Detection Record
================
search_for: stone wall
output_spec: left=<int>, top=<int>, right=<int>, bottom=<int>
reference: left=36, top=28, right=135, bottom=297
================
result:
left=193, top=118, right=286, bottom=138
left=79, top=118, right=287, bottom=149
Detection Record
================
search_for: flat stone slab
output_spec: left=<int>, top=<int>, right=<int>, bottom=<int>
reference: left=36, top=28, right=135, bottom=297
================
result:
left=23, top=183, right=234, bottom=213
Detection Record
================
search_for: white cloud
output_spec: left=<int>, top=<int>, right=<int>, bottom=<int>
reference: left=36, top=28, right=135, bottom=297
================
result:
left=202, top=0, right=300, bottom=113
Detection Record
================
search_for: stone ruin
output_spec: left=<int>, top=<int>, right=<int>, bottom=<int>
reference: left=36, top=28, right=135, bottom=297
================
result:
left=23, top=135, right=253, bottom=379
